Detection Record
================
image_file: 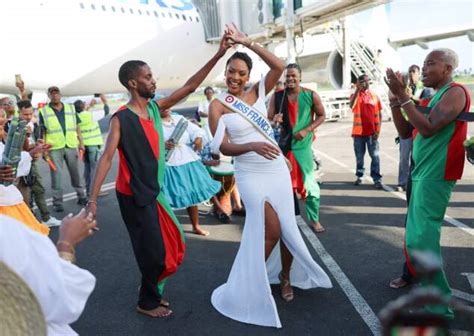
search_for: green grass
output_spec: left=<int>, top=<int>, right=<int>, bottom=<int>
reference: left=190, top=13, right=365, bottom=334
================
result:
left=453, top=75, right=474, bottom=85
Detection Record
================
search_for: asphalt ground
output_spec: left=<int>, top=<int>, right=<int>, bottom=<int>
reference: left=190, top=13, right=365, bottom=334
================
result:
left=32, top=114, right=473, bottom=336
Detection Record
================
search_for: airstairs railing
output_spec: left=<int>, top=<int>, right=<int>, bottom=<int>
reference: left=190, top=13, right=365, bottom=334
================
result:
left=327, top=23, right=391, bottom=119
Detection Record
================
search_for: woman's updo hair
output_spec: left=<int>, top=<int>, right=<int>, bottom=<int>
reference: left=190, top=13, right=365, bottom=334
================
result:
left=226, top=52, right=253, bottom=73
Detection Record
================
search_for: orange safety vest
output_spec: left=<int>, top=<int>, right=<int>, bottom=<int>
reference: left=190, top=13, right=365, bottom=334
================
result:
left=351, top=91, right=381, bottom=136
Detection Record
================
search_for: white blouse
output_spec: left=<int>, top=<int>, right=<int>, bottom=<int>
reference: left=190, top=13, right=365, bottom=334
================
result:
left=162, top=114, right=205, bottom=167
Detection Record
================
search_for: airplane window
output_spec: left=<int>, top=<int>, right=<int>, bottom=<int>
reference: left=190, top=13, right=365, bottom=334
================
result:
left=111, top=6, right=116, bottom=12
left=121, top=7, right=125, bottom=13
left=79, top=3, right=84, bottom=9
left=130, top=8, right=134, bottom=14
left=91, top=4, right=95, bottom=10
left=189, top=16, right=193, bottom=21
left=196, top=16, right=200, bottom=22
left=175, top=13, right=179, bottom=19
left=146, top=10, right=150, bottom=16
left=182, top=14, right=186, bottom=21
left=154, top=10, right=158, bottom=17
left=168, top=13, right=172, bottom=18
left=138, top=9, right=143, bottom=15
left=161, top=12, right=165, bottom=18
left=101, top=5, right=106, bottom=11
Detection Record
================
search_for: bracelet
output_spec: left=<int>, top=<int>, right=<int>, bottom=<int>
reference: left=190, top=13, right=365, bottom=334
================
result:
left=389, top=102, right=401, bottom=108
left=400, top=99, right=413, bottom=108
left=56, top=240, right=75, bottom=255
left=87, top=200, right=97, bottom=206
left=247, top=39, right=255, bottom=48
left=58, top=251, right=76, bottom=264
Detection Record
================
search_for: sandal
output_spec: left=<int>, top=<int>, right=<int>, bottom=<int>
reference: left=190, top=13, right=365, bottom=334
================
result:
left=279, top=272, right=294, bottom=302
left=215, top=212, right=231, bottom=224
left=232, top=208, right=246, bottom=216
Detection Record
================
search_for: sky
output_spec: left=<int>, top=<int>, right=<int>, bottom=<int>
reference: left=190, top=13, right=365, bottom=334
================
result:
left=355, top=0, right=473, bottom=72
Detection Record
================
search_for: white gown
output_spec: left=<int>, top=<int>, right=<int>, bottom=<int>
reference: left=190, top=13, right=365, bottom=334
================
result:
left=210, top=79, right=332, bottom=328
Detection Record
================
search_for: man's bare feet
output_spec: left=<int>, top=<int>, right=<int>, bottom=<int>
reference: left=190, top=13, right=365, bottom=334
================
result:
left=312, top=222, right=325, bottom=233
left=192, top=226, right=209, bottom=236
left=389, top=277, right=411, bottom=289
left=137, top=305, right=173, bottom=318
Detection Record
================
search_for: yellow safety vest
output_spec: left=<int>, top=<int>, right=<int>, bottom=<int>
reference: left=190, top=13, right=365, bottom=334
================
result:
left=78, top=111, right=103, bottom=146
left=39, top=104, right=79, bottom=150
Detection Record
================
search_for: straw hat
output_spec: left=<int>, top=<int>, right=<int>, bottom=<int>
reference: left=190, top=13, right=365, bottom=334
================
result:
left=0, top=261, right=46, bottom=336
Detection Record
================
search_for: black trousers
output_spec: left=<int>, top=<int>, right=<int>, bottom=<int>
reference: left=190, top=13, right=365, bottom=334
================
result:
left=401, top=170, right=415, bottom=283
left=116, top=191, right=166, bottom=310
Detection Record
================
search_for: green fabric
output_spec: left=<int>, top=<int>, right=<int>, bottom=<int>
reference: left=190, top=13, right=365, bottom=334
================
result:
left=292, top=147, right=320, bottom=222
left=147, top=101, right=185, bottom=239
left=290, top=89, right=320, bottom=222
left=406, top=179, right=455, bottom=319
left=304, top=192, right=320, bottom=222
left=147, top=101, right=185, bottom=295
left=291, top=90, right=314, bottom=150
left=412, top=83, right=454, bottom=181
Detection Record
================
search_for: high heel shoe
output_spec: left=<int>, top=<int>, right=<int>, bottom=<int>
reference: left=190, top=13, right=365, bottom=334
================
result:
left=279, top=272, right=294, bottom=302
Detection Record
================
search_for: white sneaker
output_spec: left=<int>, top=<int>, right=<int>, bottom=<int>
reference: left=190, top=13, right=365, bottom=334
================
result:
left=43, top=216, right=61, bottom=227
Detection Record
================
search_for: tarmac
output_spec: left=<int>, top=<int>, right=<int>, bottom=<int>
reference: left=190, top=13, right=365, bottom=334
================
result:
left=35, top=113, right=473, bottom=336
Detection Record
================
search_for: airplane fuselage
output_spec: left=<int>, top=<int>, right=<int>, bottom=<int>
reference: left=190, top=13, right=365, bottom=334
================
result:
left=0, top=0, right=219, bottom=95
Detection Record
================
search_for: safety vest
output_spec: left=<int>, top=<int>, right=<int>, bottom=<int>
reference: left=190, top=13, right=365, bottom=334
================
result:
left=39, top=104, right=79, bottom=150
left=78, top=111, right=103, bottom=146
left=351, top=91, right=380, bottom=136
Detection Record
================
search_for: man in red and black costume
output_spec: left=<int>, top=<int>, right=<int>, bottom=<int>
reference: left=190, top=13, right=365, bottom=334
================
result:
left=86, top=34, right=232, bottom=318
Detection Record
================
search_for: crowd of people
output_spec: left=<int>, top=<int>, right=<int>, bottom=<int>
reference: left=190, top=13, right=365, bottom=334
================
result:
left=0, top=22, right=472, bottom=334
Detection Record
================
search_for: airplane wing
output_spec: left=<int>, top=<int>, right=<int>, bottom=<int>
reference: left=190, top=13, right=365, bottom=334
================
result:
left=389, top=23, right=474, bottom=49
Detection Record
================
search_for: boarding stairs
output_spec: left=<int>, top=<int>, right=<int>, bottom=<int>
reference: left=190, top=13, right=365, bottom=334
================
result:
left=327, top=23, right=391, bottom=120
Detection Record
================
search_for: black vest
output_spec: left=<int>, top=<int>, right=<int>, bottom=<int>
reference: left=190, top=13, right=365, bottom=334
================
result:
left=115, top=109, right=160, bottom=207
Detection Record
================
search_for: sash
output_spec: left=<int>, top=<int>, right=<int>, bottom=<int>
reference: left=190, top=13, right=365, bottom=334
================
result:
left=216, top=92, right=292, bottom=171
left=216, top=92, right=277, bottom=145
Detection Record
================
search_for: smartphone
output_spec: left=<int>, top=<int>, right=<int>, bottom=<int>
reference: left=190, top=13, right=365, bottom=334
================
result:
left=15, top=74, right=22, bottom=83
left=94, top=93, right=101, bottom=98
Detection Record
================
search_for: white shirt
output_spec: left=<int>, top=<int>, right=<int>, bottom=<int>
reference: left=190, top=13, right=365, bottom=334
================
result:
left=198, top=99, right=212, bottom=116
left=198, top=99, right=214, bottom=144
left=0, top=215, right=96, bottom=336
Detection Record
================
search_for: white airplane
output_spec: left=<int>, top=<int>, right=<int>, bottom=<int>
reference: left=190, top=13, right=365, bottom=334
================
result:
left=0, top=0, right=219, bottom=96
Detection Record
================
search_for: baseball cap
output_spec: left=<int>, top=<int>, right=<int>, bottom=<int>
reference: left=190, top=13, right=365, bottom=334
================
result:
left=47, top=86, right=60, bottom=94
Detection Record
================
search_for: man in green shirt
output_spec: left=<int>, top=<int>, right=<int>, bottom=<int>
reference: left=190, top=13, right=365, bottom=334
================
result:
left=386, top=48, right=471, bottom=320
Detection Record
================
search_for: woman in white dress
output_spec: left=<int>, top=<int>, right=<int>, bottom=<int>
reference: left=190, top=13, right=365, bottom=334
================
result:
left=209, top=24, right=332, bottom=328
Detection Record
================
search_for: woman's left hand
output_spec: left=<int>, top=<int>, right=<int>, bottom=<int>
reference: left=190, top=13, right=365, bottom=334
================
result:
left=225, top=23, right=251, bottom=47
left=216, top=31, right=234, bottom=57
